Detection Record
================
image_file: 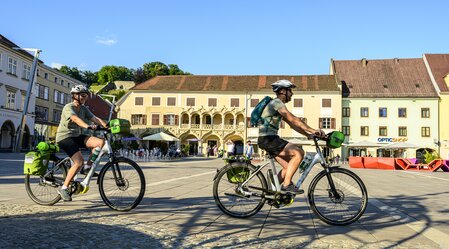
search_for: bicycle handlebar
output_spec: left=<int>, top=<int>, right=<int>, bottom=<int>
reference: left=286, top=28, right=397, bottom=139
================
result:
left=87, top=126, right=111, bottom=132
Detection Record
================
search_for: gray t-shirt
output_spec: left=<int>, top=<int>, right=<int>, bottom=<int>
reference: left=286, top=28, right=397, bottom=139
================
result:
left=56, top=103, right=94, bottom=142
left=258, top=98, right=285, bottom=136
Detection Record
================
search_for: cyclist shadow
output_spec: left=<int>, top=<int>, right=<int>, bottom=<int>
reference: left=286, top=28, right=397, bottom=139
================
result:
left=1, top=206, right=165, bottom=248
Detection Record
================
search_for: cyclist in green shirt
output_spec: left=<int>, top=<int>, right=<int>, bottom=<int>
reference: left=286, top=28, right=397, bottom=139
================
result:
left=56, top=85, right=108, bottom=201
left=258, top=80, right=325, bottom=194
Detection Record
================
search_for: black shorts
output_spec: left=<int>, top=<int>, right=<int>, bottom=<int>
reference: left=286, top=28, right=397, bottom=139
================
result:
left=57, top=135, right=88, bottom=157
left=258, top=135, right=289, bottom=157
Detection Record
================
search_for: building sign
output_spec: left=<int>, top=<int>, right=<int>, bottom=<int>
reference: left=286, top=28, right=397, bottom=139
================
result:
left=377, top=137, right=408, bottom=143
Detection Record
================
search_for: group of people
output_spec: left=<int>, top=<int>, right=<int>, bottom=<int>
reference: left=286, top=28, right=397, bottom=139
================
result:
left=54, top=79, right=327, bottom=201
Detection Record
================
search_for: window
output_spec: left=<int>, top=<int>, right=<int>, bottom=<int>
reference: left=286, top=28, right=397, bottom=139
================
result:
left=208, top=98, right=217, bottom=107
left=68, top=82, right=70, bottom=88
left=163, top=114, right=179, bottom=126
left=167, top=97, right=176, bottom=106
left=8, top=56, right=17, bottom=75
left=360, top=107, right=369, bottom=117
left=319, top=118, right=336, bottom=129
left=250, top=99, right=259, bottom=107
left=398, top=108, right=407, bottom=118
left=421, top=127, right=430, bottom=137
left=131, top=114, right=147, bottom=125
left=294, top=99, right=303, bottom=108
left=53, top=110, right=62, bottom=122
left=379, top=126, right=387, bottom=136
left=152, top=97, right=160, bottom=106
left=342, top=107, right=350, bottom=117
left=361, top=126, right=369, bottom=136
left=186, top=98, right=195, bottom=106
left=399, top=127, right=407, bottom=137
left=44, top=72, right=48, bottom=79
left=36, top=84, right=49, bottom=100
left=230, top=98, right=239, bottom=107
left=6, top=90, right=15, bottom=109
left=421, top=108, right=430, bottom=118
left=379, top=107, right=387, bottom=117
left=151, top=114, right=160, bottom=125
left=322, top=98, right=331, bottom=108
left=54, top=90, right=59, bottom=103
left=36, top=69, right=39, bottom=76
left=54, top=77, right=58, bottom=83
left=21, top=94, right=25, bottom=111
left=23, top=63, right=31, bottom=80
left=135, top=97, right=143, bottom=105
left=35, top=106, right=48, bottom=121
left=342, top=126, right=350, bottom=136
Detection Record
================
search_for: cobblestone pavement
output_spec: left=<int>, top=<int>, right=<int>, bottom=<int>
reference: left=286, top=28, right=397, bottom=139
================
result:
left=1, top=156, right=448, bottom=248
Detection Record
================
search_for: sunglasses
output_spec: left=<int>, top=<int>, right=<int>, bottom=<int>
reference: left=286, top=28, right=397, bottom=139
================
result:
left=79, top=93, right=88, bottom=98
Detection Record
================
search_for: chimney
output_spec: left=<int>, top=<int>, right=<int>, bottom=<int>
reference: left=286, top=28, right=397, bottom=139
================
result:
left=361, top=58, right=367, bottom=67
left=394, top=58, right=399, bottom=64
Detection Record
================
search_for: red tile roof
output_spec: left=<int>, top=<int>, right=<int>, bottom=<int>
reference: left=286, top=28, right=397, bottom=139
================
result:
left=132, top=75, right=340, bottom=92
left=424, top=54, right=449, bottom=92
left=332, top=58, right=438, bottom=98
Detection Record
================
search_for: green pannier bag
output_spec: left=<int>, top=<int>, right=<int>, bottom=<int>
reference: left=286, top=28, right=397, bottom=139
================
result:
left=327, top=131, right=345, bottom=148
left=226, top=166, right=250, bottom=183
left=110, top=118, right=131, bottom=135
left=24, top=151, right=50, bottom=175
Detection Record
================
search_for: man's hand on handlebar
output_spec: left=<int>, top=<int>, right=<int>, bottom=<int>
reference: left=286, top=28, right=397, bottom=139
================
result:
left=314, top=129, right=326, bottom=138
left=87, top=124, right=98, bottom=130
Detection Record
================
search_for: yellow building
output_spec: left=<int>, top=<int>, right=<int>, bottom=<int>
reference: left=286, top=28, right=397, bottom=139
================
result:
left=424, top=54, right=449, bottom=159
left=117, top=75, right=341, bottom=156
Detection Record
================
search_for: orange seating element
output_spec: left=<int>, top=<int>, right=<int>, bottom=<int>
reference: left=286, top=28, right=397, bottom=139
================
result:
left=363, top=157, right=378, bottom=169
left=376, top=157, right=396, bottom=170
left=395, top=158, right=412, bottom=170
left=349, top=157, right=364, bottom=168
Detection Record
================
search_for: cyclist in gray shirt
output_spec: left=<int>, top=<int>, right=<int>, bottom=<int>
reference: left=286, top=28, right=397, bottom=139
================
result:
left=56, top=85, right=108, bottom=201
left=258, top=80, right=325, bottom=194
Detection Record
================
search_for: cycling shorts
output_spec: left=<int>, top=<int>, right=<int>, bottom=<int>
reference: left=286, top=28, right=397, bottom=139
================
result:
left=57, top=135, right=88, bottom=157
left=258, top=135, right=289, bottom=157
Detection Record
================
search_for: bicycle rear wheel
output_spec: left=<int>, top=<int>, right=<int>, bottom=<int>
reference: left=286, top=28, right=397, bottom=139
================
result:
left=308, top=167, right=368, bottom=225
left=24, top=158, right=69, bottom=205
left=98, top=157, right=146, bottom=211
left=213, top=163, right=267, bottom=218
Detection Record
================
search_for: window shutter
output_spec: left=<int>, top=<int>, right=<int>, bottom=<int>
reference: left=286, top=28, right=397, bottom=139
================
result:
left=175, top=115, right=179, bottom=125
left=331, top=118, right=336, bottom=129
left=319, top=118, right=323, bottom=129
left=163, top=115, right=168, bottom=125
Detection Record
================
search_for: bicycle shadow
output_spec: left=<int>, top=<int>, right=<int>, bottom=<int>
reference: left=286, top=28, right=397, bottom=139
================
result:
left=77, top=188, right=448, bottom=248
left=0, top=206, right=165, bottom=248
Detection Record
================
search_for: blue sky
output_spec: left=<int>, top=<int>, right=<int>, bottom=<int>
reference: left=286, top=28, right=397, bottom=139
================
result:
left=1, top=1, right=447, bottom=75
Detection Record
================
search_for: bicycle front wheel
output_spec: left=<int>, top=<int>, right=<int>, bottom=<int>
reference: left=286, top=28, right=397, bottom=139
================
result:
left=308, top=167, right=368, bottom=226
left=98, top=157, right=146, bottom=211
left=213, top=162, right=267, bottom=218
left=24, top=158, right=69, bottom=206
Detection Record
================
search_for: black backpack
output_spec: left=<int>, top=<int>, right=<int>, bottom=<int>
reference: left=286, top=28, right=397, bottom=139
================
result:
left=250, top=96, right=272, bottom=127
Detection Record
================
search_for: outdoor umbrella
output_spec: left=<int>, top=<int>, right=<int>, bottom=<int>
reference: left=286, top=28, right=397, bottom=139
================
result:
left=345, top=140, right=380, bottom=148
left=383, top=142, right=419, bottom=149
left=142, top=132, right=180, bottom=141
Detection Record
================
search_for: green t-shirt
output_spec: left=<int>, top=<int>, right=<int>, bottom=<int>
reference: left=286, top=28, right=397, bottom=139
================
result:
left=56, top=103, right=94, bottom=142
left=258, top=98, right=285, bottom=136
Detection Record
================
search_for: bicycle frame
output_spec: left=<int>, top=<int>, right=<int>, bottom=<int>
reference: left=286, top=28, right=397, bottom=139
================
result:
left=238, top=137, right=329, bottom=195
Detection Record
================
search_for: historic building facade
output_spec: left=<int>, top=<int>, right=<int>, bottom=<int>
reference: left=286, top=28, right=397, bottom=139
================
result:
left=117, top=75, right=341, bottom=156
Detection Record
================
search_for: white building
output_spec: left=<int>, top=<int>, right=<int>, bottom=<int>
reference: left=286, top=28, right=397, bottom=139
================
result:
left=0, top=35, right=36, bottom=151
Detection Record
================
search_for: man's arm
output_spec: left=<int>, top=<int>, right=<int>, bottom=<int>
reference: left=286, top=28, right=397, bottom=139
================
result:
left=277, top=106, right=317, bottom=137
left=91, top=116, right=108, bottom=128
left=70, top=115, right=90, bottom=129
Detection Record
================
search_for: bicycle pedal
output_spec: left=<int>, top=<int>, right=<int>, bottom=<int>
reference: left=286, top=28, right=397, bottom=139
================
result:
left=80, top=186, right=89, bottom=194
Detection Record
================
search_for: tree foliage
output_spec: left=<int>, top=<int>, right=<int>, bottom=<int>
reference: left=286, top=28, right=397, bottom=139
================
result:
left=97, top=65, right=134, bottom=84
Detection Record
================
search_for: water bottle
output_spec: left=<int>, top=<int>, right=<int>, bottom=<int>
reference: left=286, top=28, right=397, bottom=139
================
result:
left=88, top=147, right=102, bottom=164
left=299, top=155, right=312, bottom=173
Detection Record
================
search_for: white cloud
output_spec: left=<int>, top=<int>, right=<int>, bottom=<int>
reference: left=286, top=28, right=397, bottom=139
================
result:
left=96, top=37, right=117, bottom=46
left=51, top=62, right=64, bottom=69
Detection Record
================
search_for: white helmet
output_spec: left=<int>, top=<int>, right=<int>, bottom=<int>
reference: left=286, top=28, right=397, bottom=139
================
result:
left=271, top=80, right=296, bottom=92
left=70, top=85, right=89, bottom=94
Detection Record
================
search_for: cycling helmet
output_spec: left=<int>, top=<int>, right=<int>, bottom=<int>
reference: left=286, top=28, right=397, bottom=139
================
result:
left=70, top=85, right=89, bottom=94
left=271, top=80, right=296, bottom=92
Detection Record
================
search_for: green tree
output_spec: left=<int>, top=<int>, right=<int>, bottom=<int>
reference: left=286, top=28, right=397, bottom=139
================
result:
left=97, top=65, right=134, bottom=84
left=142, top=61, right=169, bottom=78
left=134, top=67, right=147, bottom=84
left=58, top=66, right=83, bottom=82
left=82, top=70, right=98, bottom=86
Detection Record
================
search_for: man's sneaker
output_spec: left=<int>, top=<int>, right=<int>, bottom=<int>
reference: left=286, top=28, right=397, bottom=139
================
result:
left=57, top=187, right=72, bottom=201
left=80, top=167, right=99, bottom=177
left=281, top=184, right=304, bottom=194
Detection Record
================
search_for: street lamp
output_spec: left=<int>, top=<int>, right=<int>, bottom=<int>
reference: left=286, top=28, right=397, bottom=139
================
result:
left=13, top=47, right=41, bottom=152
